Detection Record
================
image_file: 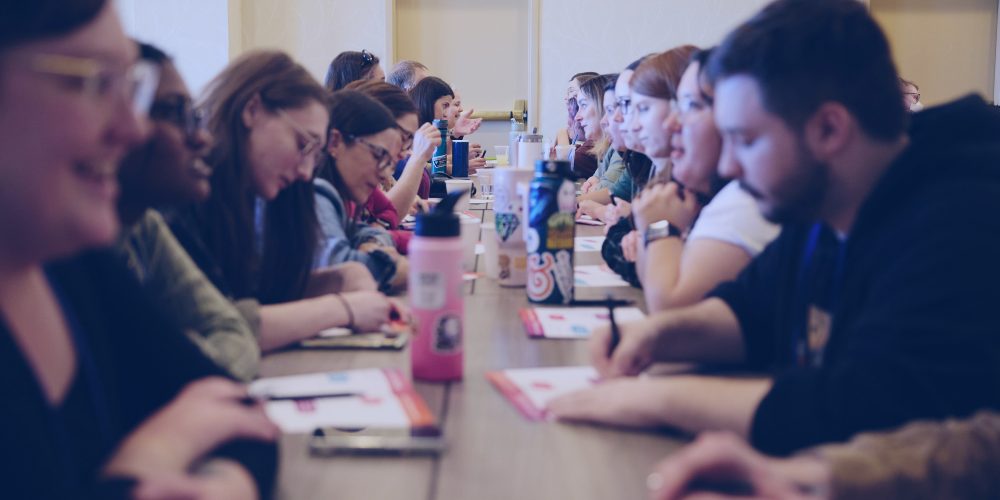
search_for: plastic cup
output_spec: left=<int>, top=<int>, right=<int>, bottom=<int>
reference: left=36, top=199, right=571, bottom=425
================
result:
left=475, top=169, right=495, bottom=199
left=494, top=145, right=510, bottom=166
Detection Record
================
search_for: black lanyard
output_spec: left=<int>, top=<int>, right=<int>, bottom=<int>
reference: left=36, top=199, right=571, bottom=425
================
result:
left=792, top=224, right=847, bottom=367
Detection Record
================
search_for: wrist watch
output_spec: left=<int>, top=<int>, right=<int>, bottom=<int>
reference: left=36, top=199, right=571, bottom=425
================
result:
left=643, top=219, right=682, bottom=248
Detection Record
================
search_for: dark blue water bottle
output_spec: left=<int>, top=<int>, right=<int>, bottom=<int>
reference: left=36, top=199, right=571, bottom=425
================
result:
left=452, top=140, right=469, bottom=178
left=526, top=159, right=576, bottom=304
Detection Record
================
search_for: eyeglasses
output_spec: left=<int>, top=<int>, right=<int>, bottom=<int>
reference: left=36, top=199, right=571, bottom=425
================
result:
left=150, top=95, right=207, bottom=141
left=616, top=97, right=631, bottom=115
left=347, top=135, right=395, bottom=174
left=277, top=108, right=325, bottom=163
left=904, top=92, right=921, bottom=101
left=27, top=53, right=160, bottom=117
left=396, top=126, right=414, bottom=153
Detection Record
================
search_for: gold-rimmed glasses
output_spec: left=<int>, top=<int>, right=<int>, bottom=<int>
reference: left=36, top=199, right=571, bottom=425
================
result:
left=27, top=53, right=159, bottom=117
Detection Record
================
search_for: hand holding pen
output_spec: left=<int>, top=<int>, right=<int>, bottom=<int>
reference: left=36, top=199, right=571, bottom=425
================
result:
left=589, top=301, right=659, bottom=378
left=606, top=294, right=621, bottom=358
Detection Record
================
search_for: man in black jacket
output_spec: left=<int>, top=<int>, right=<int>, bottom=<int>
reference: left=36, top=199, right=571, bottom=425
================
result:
left=548, top=0, right=1000, bottom=456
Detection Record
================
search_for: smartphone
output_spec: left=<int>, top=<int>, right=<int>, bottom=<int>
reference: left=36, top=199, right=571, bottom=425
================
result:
left=309, top=427, right=446, bottom=456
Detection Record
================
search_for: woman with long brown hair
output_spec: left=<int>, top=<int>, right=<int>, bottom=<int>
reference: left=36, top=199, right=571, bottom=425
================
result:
left=169, top=51, right=399, bottom=352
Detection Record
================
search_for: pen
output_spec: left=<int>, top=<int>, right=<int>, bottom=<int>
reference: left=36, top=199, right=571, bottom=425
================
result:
left=246, top=391, right=360, bottom=402
left=570, top=298, right=634, bottom=307
left=606, top=294, right=621, bottom=358
left=480, top=148, right=487, bottom=158
left=610, top=194, right=619, bottom=206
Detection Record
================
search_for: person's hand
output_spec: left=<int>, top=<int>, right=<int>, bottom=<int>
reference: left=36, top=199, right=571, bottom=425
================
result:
left=104, top=378, right=278, bottom=479
left=547, top=377, right=669, bottom=428
left=453, top=108, right=482, bottom=137
left=132, top=459, right=258, bottom=500
left=580, top=177, right=599, bottom=194
left=412, top=122, right=442, bottom=162
left=601, top=199, right=630, bottom=226
left=339, top=290, right=394, bottom=332
left=469, top=143, right=483, bottom=159
left=589, top=317, right=663, bottom=378
left=409, top=198, right=429, bottom=216
left=468, top=156, right=486, bottom=175
left=576, top=199, right=605, bottom=220
left=648, top=432, right=828, bottom=500
left=622, top=230, right=640, bottom=263
left=633, top=183, right=703, bottom=233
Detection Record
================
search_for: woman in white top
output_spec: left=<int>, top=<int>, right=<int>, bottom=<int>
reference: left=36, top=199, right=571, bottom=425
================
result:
left=632, top=49, right=780, bottom=311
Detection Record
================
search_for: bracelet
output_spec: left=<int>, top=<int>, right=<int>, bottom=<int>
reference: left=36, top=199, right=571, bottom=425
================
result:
left=332, top=293, right=355, bottom=329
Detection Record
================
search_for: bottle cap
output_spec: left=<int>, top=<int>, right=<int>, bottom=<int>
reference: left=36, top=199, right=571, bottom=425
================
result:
left=415, top=190, right=463, bottom=237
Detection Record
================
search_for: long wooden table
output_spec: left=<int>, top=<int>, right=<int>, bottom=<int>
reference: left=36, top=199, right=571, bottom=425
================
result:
left=260, top=204, right=688, bottom=500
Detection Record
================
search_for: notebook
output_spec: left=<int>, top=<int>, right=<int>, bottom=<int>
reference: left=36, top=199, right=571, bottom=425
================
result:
left=574, top=265, right=630, bottom=288
left=520, top=306, right=645, bottom=339
left=486, top=366, right=599, bottom=421
left=249, top=368, right=437, bottom=433
left=575, top=236, right=605, bottom=252
left=575, top=215, right=605, bottom=226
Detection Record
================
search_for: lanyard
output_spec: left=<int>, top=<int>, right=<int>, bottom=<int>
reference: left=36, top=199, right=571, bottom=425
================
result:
left=44, top=270, right=115, bottom=490
left=792, top=223, right=847, bottom=367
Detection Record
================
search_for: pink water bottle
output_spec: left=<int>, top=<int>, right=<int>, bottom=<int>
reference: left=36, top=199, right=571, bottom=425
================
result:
left=409, top=191, right=465, bottom=381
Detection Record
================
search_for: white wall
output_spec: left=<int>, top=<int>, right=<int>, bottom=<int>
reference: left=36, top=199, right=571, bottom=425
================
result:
left=115, top=0, right=230, bottom=95
left=871, top=0, right=998, bottom=105
left=233, top=0, right=389, bottom=87
left=536, top=0, right=772, bottom=136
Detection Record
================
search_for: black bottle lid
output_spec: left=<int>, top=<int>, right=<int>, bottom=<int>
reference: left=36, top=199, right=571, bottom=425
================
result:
left=415, top=190, right=464, bottom=237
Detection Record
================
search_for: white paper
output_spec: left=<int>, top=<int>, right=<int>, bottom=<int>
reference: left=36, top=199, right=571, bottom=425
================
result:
left=249, top=369, right=414, bottom=433
left=498, top=366, right=598, bottom=412
left=575, top=236, right=605, bottom=253
left=574, top=265, right=630, bottom=288
left=528, top=306, right=645, bottom=338
left=575, top=215, right=605, bottom=226
left=317, top=327, right=351, bottom=338
left=262, top=395, right=412, bottom=433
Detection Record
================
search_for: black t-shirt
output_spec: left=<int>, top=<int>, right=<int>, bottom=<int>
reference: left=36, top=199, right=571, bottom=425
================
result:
left=710, top=95, right=1000, bottom=455
left=0, top=250, right=277, bottom=499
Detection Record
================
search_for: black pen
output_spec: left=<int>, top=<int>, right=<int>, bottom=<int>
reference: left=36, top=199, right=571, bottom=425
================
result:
left=606, top=295, right=621, bottom=357
left=570, top=298, right=634, bottom=307
left=246, top=391, right=360, bottom=402
left=610, top=194, right=619, bottom=206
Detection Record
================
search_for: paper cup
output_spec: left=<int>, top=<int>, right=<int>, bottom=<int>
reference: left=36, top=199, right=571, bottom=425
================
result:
left=460, top=217, right=481, bottom=272
left=480, top=223, right=499, bottom=278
